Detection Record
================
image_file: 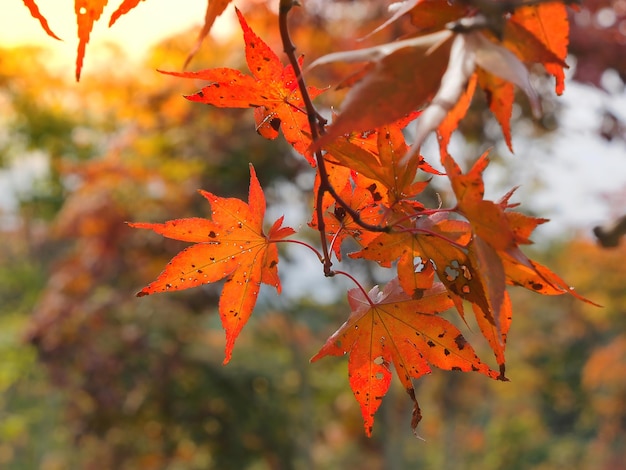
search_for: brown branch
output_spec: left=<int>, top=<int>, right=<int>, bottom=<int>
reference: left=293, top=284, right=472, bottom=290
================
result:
left=593, top=214, right=626, bottom=248
left=278, top=0, right=389, bottom=276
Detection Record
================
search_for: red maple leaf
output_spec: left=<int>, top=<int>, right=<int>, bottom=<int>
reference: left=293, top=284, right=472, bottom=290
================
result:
left=129, top=165, right=295, bottom=363
left=162, top=8, right=324, bottom=165
left=312, top=278, right=499, bottom=436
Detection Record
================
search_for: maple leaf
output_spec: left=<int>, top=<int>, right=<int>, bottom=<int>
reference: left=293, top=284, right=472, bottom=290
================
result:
left=311, top=278, right=499, bottom=436
left=129, top=165, right=295, bottom=364
left=23, top=0, right=158, bottom=80
left=184, top=0, right=234, bottom=68
left=312, top=25, right=541, bottom=161
left=310, top=31, right=454, bottom=150
left=477, top=68, right=515, bottom=152
left=74, top=0, right=110, bottom=80
left=109, top=0, right=148, bottom=27
left=162, top=8, right=324, bottom=165
left=442, top=150, right=515, bottom=251
left=313, top=170, right=387, bottom=262
left=504, top=2, right=569, bottom=95
left=322, top=119, right=433, bottom=213
left=22, top=0, right=62, bottom=41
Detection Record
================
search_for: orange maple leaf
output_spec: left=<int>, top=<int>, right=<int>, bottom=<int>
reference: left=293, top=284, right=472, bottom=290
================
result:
left=184, top=0, right=234, bottom=68
left=312, top=278, right=499, bottom=436
left=442, top=150, right=516, bottom=251
left=162, top=8, right=324, bottom=165
left=74, top=0, right=107, bottom=81
left=129, top=165, right=295, bottom=363
left=325, top=121, right=429, bottom=207
left=477, top=68, right=515, bottom=152
left=443, top=151, right=597, bottom=324
left=23, top=0, right=160, bottom=80
left=313, top=33, right=453, bottom=150
left=313, top=169, right=387, bottom=262
left=505, top=2, right=569, bottom=95
left=22, top=0, right=61, bottom=40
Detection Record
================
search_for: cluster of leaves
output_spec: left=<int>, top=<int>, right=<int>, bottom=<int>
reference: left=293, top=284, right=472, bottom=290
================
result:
left=24, top=0, right=594, bottom=436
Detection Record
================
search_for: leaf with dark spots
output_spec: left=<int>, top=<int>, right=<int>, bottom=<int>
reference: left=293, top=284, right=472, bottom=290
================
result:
left=323, top=119, right=428, bottom=207
left=312, top=168, right=386, bottom=262
left=311, top=278, right=499, bottom=436
left=129, top=165, right=295, bottom=364
left=471, top=290, right=513, bottom=375
left=502, top=249, right=600, bottom=306
left=161, top=8, right=324, bottom=165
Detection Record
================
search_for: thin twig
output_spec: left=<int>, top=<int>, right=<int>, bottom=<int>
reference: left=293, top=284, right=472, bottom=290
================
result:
left=278, top=0, right=389, bottom=276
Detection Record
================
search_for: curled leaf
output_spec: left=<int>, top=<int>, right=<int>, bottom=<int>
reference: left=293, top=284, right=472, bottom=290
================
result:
left=310, top=31, right=453, bottom=150
left=470, top=32, right=541, bottom=118
left=403, top=31, right=540, bottom=164
left=405, top=33, right=476, bottom=164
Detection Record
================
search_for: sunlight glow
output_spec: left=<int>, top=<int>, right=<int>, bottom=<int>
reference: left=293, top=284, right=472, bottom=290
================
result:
left=0, top=0, right=234, bottom=73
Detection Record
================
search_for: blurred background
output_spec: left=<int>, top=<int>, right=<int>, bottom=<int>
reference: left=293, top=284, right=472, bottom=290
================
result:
left=1, top=0, right=626, bottom=469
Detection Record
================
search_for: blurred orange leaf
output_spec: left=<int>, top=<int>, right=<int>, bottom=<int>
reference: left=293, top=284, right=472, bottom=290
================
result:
left=506, top=2, right=569, bottom=95
left=22, top=0, right=62, bottom=40
left=184, top=0, right=233, bottom=68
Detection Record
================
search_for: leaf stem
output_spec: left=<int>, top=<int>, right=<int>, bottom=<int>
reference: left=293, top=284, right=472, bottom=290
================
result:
left=333, top=270, right=375, bottom=307
left=274, top=238, right=325, bottom=264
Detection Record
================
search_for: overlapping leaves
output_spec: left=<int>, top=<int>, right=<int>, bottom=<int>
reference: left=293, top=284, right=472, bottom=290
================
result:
left=311, top=0, right=569, bottom=155
left=107, top=3, right=590, bottom=437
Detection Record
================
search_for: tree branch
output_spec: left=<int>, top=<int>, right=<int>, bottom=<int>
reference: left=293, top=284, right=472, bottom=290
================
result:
left=593, top=214, right=626, bottom=248
left=278, top=0, right=389, bottom=276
